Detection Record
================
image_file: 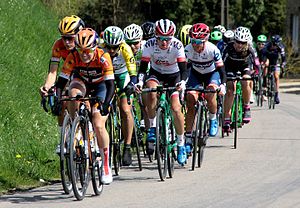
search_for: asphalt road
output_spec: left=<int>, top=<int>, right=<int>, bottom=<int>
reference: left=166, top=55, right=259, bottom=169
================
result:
left=1, top=92, right=300, bottom=208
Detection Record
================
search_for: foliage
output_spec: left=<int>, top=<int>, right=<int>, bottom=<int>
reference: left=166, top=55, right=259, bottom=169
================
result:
left=0, top=0, right=60, bottom=192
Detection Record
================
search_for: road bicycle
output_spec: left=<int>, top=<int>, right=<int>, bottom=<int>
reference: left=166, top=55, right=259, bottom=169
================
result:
left=226, top=72, right=252, bottom=149
left=143, top=86, right=177, bottom=181
left=252, top=66, right=263, bottom=107
left=186, top=87, right=217, bottom=170
left=67, top=95, right=103, bottom=200
left=266, top=65, right=276, bottom=110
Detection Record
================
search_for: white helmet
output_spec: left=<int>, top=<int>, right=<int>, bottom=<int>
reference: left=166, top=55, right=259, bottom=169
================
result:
left=103, top=26, right=124, bottom=46
left=224, top=30, right=234, bottom=39
left=234, top=26, right=252, bottom=42
left=123, top=23, right=143, bottom=42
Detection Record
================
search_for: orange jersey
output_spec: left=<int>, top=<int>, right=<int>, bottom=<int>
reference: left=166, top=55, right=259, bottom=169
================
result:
left=50, top=38, right=74, bottom=64
left=61, top=48, right=114, bottom=84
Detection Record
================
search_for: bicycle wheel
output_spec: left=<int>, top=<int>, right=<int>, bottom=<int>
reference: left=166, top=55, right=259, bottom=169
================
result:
left=156, top=107, right=168, bottom=181
left=233, top=94, right=239, bottom=149
left=217, top=95, right=224, bottom=138
left=198, top=106, right=208, bottom=168
left=258, top=75, right=263, bottom=107
left=271, top=75, right=276, bottom=109
left=167, top=117, right=175, bottom=178
left=131, top=109, right=142, bottom=171
left=91, top=138, right=103, bottom=195
left=69, top=116, right=90, bottom=201
left=60, top=112, right=73, bottom=194
left=191, top=104, right=201, bottom=171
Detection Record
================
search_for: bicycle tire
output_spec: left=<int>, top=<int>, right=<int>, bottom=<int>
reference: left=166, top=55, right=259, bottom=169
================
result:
left=69, top=116, right=89, bottom=201
left=60, top=112, right=73, bottom=194
left=191, top=104, right=201, bottom=171
left=91, top=145, right=103, bottom=195
left=271, top=75, right=276, bottom=109
left=198, top=106, right=207, bottom=168
left=132, top=108, right=142, bottom=171
left=167, top=118, right=175, bottom=178
left=156, top=107, right=168, bottom=181
left=233, top=94, right=239, bottom=149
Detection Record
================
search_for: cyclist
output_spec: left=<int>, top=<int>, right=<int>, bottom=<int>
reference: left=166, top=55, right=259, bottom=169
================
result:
left=184, top=23, right=226, bottom=153
left=222, top=26, right=260, bottom=132
left=39, top=15, right=85, bottom=152
left=177, top=24, right=192, bottom=47
left=261, top=34, right=286, bottom=104
left=102, top=26, right=137, bottom=166
left=141, top=21, right=155, bottom=41
left=256, top=34, right=269, bottom=101
left=217, top=29, right=234, bottom=54
left=63, top=28, right=115, bottom=184
left=210, top=30, right=223, bottom=46
left=137, top=19, right=188, bottom=165
left=123, top=23, right=149, bottom=130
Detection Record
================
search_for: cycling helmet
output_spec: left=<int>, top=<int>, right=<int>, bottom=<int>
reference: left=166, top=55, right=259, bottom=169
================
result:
left=103, top=26, right=124, bottom=46
left=271, top=34, right=282, bottom=44
left=257, top=34, right=267, bottom=42
left=210, top=30, right=223, bottom=41
left=189, top=23, right=210, bottom=40
left=58, top=15, right=85, bottom=36
left=141, top=22, right=155, bottom=40
left=75, top=28, right=98, bottom=49
left=155, top=19, right=176, bottom=37
left=123, top=23, right=143, bottom=42
left=178, top=25, right=192, bottom=46
left=214, top=25, right=226, bottom=33
left=234, top=26, right=252, bottom=42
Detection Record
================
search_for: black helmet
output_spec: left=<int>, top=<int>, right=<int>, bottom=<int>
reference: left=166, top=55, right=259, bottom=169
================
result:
left=271, top=35, right=282, bottom=45
left=141, top=22, right=155, bottom=40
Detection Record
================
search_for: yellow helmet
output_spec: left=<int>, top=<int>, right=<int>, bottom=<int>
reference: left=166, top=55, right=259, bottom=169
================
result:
left=58, top=15, right=85, bottom=36
left=178, top=25, right=192, bottom=46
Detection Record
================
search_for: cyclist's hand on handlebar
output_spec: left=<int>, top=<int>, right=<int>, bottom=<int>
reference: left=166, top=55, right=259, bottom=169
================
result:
left=176, top=80, right=186, bottom=92
left=40, top=86, right=49, bottom=97
left=219, top=83, right=226, bottom=96
left=134, top=81, right=143, bottom=94
left=124, top=82, right=135, bottom=96
left=99, top=103, right=110, bottom=116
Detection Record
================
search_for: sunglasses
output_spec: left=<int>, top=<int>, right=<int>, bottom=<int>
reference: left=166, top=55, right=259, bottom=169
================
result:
left=76, top=47, right=95, bottom=54
left=126, top=41, right=140, bottom=46
left=235, top=40, right=247, bottom=45
left=156, top=36, right=172, bottom=42
left=62, top=36, right=75, bottom=41
left=191, top=38, right=205, bottom=45
left=106, top=44, right=120, bottom=50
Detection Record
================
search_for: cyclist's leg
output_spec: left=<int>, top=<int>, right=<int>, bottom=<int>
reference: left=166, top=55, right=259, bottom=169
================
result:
left=204, top=71, right=220, bottom=137
left=274, top=64, right=281, bottom=104
left=68, top=77, right=87, bottom=118
left=241, top=67, right=252, bottom=123
left=223, top=72, right=235, bottom=131
left=115, top=72, right=134, bottom=166
left=91, top=82, right=112, bottom=184
left=144, top=70, right=159, bottom=154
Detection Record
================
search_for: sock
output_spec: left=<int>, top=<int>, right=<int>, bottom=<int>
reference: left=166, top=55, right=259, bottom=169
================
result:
left=100, top=147, right=110, bottom=174
left=176, top=134, right=185, bottom=146
left=149, top=116, right=156, bottom=128
left=244, top=104, right=250, bottom=109
left=209, top=113, right=216, bottom=120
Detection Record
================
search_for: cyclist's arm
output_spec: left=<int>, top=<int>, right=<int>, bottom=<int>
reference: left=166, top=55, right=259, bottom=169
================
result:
left=104, top=80, right=115, bottom=105
left=122, top=43, right=137, bottom=83
left=279, top=44, right=286, bottom=66
left=43, top=63, right=58, bottom=90
left=178, top=61, right=188, bottom=81
left=101, top=52, right=115, bottom=105
left=216, top=65, right=227, bottom=84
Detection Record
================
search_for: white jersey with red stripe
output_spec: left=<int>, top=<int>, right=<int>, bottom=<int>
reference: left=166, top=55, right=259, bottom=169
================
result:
left=185, top=41, right=224, bottom=74
left=141, top=37, right=186, bottom=74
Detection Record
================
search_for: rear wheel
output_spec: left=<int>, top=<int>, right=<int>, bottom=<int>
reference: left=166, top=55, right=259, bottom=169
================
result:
left=132, top=113, right=142, bottom=171
left=91, top=148, right=103, bottom=195
left=198, top=106, right=207, bottom=168
left=60, top=112, right=72, bottom=194
left=156, top=107, right=168, bottom=181
left=233, top=94, right=239, bottom=149
left=69, top=116, right=89, bottom=201
left=167, top=118, right=175, bottom=178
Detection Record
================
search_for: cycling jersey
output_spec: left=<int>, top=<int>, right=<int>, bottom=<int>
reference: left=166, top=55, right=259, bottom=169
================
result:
left=141, top=37, right=186, bottom=74
left=262, top=42, right=286, bottom=66
left=50, top=38, right=74, bottom=64
left=61, top=48, right=114, bottom=84
left=222, top=42, right=260, bottom=76
left=134, top=40, right=146, bottom=72
left=185, top=41, right=224, bottom=74
left=103, top=42, right=137, bottom=76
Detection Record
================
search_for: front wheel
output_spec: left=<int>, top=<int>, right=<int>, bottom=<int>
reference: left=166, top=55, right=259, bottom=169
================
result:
left=60, top=112, right=72, bottom=194
left=69, top=116, right=89, bottom=201
left=156, top=107, right=168, bottom=181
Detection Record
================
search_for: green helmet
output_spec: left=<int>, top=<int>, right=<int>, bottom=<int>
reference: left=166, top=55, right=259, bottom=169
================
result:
left=257, top=34, right=267, bottom=42
left=178, top=24, right=192, bottom=46
left=103, top=26, right=124, bottom=46
left=210, top=30, right=222, bottom=41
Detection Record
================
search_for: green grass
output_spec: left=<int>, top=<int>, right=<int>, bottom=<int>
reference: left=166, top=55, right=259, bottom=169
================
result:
left=0, top=0, right=62, bottom=193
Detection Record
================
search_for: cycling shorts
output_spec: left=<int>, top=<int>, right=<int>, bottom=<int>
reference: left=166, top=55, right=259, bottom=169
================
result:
left=187, top=69, right=221, bottom=88
left=146, top=68, right=181, bottom=87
